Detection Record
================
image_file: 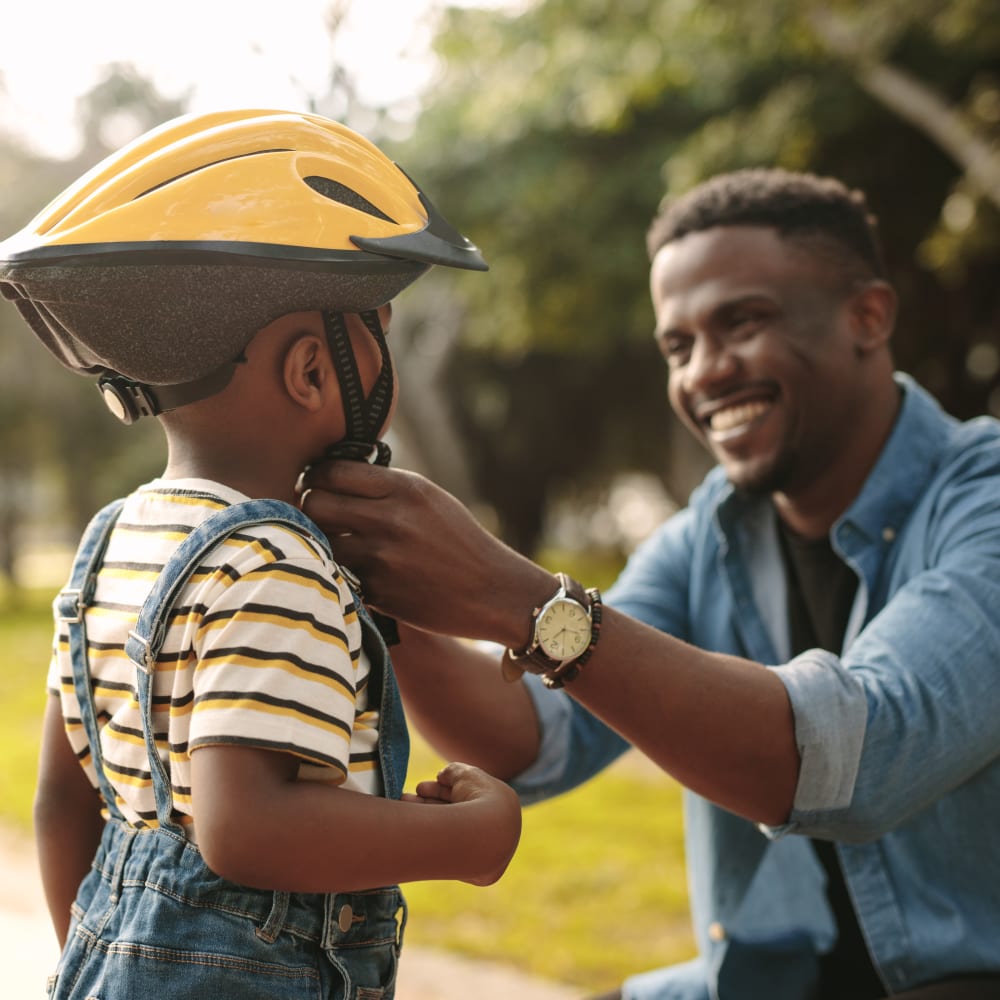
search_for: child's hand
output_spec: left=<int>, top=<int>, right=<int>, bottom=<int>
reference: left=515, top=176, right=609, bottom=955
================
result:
left=407, top=761, right=522, bottom=886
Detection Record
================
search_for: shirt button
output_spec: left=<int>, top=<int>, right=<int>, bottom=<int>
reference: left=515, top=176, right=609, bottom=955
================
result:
left=338, top=903, right=354, bottom=932
left=708, top=921, right=727, bottom=942
left=882, top=526, right=896, bottom=542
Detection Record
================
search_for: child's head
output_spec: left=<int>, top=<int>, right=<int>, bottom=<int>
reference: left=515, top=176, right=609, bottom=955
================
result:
left=0, top=109, right=486, bottom=468
left=152, top=305, right=399, bottom=490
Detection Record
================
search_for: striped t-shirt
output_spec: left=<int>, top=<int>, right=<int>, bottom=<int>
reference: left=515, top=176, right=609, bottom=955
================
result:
left=47, top=478, right=382, bottom=834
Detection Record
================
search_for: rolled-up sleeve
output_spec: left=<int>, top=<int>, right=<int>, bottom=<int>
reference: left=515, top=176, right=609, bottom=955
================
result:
left=511, top=674, right=629, bottom=804
left=763, top=650, right=868, bottom=837
left=509, top=676, right=574, bottom=801
left=765, top=558, right=1000, bottom=843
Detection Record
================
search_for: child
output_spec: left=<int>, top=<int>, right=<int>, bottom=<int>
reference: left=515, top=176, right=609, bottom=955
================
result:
left=1, top=109, right=521, bottom=999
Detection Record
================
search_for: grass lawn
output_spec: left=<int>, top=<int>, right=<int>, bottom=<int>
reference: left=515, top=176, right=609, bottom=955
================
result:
left=0, top=588, right=55, bottom=830
left=0, top=586, right=695, bottom=992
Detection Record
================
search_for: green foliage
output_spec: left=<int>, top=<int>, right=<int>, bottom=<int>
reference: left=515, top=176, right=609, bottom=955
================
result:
left=386, top=0, right=1000, bottom=551
left=409, top=0, right=1000, bottom=358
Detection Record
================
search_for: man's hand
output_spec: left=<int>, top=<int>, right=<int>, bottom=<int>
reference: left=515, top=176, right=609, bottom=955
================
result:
left=298, top=460, right=554, bottom=646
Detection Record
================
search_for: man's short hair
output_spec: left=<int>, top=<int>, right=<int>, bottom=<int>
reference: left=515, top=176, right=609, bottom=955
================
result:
left=646, top=168, right=887, bottom=281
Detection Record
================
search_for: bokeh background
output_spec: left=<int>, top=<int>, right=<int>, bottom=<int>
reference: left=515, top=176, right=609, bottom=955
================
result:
left=1, top=0, right=998, bottom=991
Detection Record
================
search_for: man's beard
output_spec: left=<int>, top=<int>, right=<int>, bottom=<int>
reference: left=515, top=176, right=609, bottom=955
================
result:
left=725, top=446, right=803, bottom=499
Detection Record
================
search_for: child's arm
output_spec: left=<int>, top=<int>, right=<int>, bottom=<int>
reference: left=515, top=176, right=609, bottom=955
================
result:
left=34, top=695, right=106, bottom=946
left=190, top=746, right=521, bottom=892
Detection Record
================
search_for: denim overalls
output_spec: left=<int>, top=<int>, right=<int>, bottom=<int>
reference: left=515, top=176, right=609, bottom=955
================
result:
left=48, top=497, right=410, bottom=1000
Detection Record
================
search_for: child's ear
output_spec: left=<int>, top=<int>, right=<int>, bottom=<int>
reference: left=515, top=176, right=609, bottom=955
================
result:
left=283, top=333, right=330, bottom=412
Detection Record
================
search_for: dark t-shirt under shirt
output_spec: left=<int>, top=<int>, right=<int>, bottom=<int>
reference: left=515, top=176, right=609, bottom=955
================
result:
left=777, top=520, right=885, bottom=1000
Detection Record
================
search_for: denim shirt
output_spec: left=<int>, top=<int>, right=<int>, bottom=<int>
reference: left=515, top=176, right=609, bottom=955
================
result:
left=513, top=375, right=1000, bottom=999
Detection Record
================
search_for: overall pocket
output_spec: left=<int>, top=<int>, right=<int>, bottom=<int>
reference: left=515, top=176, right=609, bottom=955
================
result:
left=57, top=875, right=324, bottom=1000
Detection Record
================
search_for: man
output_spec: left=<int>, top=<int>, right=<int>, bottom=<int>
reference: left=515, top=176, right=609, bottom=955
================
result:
left=299, top=169, right=1000, bottom=998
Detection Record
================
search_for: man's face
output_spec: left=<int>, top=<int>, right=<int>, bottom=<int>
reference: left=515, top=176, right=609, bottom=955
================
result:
left=651, top=225, right=865, bottom=497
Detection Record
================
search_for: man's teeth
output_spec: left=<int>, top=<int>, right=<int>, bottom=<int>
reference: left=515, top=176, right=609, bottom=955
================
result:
left=709, top=400, right=770, bottom=432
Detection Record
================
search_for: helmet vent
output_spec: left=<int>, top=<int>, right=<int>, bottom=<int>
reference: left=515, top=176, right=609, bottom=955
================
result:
left=305, top=176, right=397, bottom=224
left=135, top=149, right=292, bottom=200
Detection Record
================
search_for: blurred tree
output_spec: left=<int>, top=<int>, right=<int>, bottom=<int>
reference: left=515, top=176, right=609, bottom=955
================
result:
left=74, top=62, right=188, bottom=163
left=0, top=66, right=180, bottom=583
left=803, top=1, right=1000, bottom=210
left=393, top=0, right=1000, bottom=554
left=3, top=4, right=999, bottom=568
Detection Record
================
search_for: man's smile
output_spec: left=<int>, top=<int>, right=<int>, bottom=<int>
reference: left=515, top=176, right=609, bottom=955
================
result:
left=707, top=398, right=772, bottom=434
left=694, top=389, right=777, bottom=442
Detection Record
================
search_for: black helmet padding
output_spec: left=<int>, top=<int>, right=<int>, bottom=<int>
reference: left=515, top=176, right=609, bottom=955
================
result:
left=0, top=254, right=426, bottom=384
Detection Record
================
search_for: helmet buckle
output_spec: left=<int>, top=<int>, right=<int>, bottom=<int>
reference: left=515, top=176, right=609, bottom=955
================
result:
left=97, top=375, right=158, bottom=425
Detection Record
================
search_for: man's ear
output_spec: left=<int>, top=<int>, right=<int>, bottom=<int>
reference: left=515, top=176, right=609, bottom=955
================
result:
left=283, top=333, right=330, bottom=412
left=849, top=281, right=898, bottom=356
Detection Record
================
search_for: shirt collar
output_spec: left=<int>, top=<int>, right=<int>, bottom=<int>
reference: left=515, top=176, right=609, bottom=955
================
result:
left=713, top=373, right=956, bottom=548
left=834, top=372, right=955, bottom=548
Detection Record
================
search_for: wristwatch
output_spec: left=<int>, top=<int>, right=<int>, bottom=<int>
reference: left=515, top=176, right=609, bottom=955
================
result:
left=501, top=573, right=601, bottom=686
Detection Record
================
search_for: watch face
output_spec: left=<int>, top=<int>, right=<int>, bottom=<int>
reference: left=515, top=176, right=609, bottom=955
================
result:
left=536, top=599, right=591, bottom=662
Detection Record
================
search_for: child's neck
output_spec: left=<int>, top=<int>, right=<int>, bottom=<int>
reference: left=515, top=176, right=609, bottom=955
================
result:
left=162, top=437, right=303, bottom=506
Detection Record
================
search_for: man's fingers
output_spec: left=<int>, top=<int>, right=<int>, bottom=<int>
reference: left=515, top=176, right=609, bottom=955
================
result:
left=299, top=458, right=396, bottom=499
left=298, top=485, right=352, bottom=531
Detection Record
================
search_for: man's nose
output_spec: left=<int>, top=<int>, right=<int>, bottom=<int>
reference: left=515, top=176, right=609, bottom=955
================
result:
left=681, top=335, right=739, bottom=395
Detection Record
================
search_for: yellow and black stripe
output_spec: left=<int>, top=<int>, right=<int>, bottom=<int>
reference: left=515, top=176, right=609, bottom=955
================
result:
left=48, top=479, right=382, bottom=831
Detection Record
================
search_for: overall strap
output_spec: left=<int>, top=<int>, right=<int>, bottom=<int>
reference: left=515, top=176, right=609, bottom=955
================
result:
left=55, top=498, right=128, bottom=820
left=123, top=499, right=331, bottom=832
left=362, top=609, right=409, bottom=801
left=123, top=497, right=408, bottom=827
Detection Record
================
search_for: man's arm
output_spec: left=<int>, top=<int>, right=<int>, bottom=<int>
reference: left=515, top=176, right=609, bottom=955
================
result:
left=35, top=695, right=106, bottom=946
left=300, top=463, right=799, bottom=825
left=570, top=606, right=797, bottom=823
left=390, top=626, right=541, bottom=780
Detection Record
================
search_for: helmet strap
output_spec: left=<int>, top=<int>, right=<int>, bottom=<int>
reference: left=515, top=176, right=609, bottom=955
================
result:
left=96, top=309, right=397, bottom=464
left=97, top=358, right=244, bottom=425
left=316, top=308, right=401, bottom=647
left=320, top=309, right=395, bottom=466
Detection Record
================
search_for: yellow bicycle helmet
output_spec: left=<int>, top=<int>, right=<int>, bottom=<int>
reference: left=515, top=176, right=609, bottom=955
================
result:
left=0, top=108, right=486, bottom=426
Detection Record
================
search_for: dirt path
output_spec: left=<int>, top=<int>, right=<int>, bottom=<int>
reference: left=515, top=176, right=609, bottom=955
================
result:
left=0, top=825, right=579, bottom=1000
